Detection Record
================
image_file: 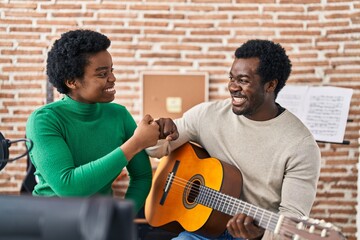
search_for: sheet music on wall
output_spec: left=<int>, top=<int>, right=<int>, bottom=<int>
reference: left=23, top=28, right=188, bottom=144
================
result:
left=277, top=85, right=353, bottom=143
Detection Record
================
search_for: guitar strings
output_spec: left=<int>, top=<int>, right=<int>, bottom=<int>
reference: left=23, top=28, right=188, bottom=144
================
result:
left=160, top=174, right=331, bottom=238
left=165, top=174, right=279, bottom=231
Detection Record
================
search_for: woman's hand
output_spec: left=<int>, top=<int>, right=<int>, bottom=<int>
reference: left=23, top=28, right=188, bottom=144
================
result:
left=121, top=114, right=160, bottom=161
left=133, top=114, right=160, bottom=149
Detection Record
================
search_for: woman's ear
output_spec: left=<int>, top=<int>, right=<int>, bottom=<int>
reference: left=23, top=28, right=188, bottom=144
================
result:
left=65, top=79, right=77, bottom=89
left=266, top=79, right=278, bottom=93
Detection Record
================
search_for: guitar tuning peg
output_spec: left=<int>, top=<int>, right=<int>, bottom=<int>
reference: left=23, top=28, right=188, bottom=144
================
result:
left=312, top=218, right=320, bottom=224
left=325, top=222, right=334, bottom=228
left=293, top=234, right=300, bottom=240
left=309, top=225, right=315, bottom=233
left=321, top=229, right=328, bottom=237
left=297, top=222, right=304, bottom=229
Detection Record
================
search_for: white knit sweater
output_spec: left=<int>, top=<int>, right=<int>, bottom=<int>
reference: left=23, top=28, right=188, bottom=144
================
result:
left=147, top=98, right=321, bottom=237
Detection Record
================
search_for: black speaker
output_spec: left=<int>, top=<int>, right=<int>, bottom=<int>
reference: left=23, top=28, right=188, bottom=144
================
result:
left=0, top=132, right=10, bottom=171
left=0, top=195, right=137, bottom=240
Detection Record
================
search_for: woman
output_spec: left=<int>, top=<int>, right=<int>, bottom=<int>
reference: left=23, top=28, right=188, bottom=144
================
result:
left=26, top=29, right=163, bottom=212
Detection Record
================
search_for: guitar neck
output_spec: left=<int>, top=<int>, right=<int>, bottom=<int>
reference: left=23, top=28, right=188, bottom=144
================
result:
left=196, top=185, right=280, bottom=232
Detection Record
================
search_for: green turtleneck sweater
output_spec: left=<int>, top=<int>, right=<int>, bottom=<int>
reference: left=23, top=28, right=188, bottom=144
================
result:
left=25, top=95, right=152, bottom=212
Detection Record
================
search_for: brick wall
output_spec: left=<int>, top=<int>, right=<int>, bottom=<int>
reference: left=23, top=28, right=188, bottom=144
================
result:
left=0, top=0, right=359, bottom=239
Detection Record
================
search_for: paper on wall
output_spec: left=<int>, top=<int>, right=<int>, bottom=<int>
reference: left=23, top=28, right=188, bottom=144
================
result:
left=277, top=85, right=353, bottom=143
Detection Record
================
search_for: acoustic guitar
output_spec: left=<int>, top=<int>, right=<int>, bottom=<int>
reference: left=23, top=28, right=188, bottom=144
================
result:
left=145, top=142, right=345, bottom=240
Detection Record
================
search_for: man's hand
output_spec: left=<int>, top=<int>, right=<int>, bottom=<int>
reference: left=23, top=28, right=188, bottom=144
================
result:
left=227, top=213, right=265, bottom=239
left=155, top=118, right=179, bottom=141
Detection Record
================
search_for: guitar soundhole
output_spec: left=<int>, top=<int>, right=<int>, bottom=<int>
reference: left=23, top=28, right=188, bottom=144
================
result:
left=183, top=174, right=204, bottom=209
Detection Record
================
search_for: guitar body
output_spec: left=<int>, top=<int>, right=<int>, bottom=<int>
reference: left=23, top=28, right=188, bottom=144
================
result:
left=145, top=142, right=242, bottom=238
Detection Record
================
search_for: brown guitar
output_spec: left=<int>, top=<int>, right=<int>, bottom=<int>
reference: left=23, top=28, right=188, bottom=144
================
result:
left=145, top=142, right=345, bottom=240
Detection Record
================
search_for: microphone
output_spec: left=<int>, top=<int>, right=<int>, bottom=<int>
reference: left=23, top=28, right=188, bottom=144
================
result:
left=0, top=132, right=33, bottom=172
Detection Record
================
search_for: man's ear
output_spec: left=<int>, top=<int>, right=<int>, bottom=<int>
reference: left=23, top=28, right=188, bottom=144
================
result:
left=266, top=79, right=278, bottom=93
left=65, top=79, right=77, bottom=89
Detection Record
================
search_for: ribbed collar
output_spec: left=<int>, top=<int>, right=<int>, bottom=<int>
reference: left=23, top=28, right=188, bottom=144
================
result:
left=62, top=95, right=100, bottom=121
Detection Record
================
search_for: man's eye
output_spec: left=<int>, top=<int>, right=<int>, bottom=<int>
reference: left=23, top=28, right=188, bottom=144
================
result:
left=240, top=79, right=250, bottom=84
left=229, top=77, right=249, bottom=84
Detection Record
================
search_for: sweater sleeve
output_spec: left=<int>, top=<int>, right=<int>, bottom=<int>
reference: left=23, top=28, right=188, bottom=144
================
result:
left=279, top=135, right=321, bottom=218
left=122, top=111, right=153, bottom=213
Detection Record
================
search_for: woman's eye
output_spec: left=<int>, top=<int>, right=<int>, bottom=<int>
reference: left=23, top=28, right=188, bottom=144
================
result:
left=98, top=72, right=107, bottom=78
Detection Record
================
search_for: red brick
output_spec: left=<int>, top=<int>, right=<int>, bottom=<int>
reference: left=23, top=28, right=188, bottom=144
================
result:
left=161, top=45, right=202, bottom=51
left=0, top=58, right=11, bottom=64
left=264, top=6, right=304, bottom=12
left=278, top=15, right=318, bottom=20
left=192, top=30, right=231, bottom=36
left=236, top=0, right=274, bottom=2
left=0, top=3, right=37, bottom=9
left=153, top=61, right=193, bottom=66
left=147, top=0, right=185, bottom=2
left=86, top=3, right=127, bottom=10
left=144, top=29, right=186, bottom=35
left=316, top=192, right=345, bottom=198
left=189, top=14, right=228, bottom=20
left=199, top=62, right=232, bottom=67
left=308, top=21, right=349, bottom=28
left=102, top=28, right=141, bottom=35
left=129, top=21, right=169, bottom=27
left=308, top=5, right=350, bottom=11
left=182, top=38, right=222, bottom=43
left=52, top=12, right=94, bottom=18
left=140, top=53, right=181, bottom=58
left=83, top=20, right=125, bottom=26
left=280, top=0, right=320, bottom=3
left=4, top=11, right=46, bottom=18
left=192, top=0, right=231, bottom=2
left=174, top=6, right=214, bottom=11
left=40, top=4, right=82, bottom=10
left=186, top=54, right=226, bottom=59
left=0, top=41, right=14, bottom=47
left=98, top=13, right=137, bottom=19
left=130, top=4, right=170, bottom=10
left=144, top=13, right=184, bottom=19
left=36, top=20, right=78, bottom=26
left=327, top=28, right=360, bottom=35
left=2, top=66, right=44, bottom=72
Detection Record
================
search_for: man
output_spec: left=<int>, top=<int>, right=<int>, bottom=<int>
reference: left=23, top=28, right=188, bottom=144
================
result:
left=148, top=39, right=321, bottom=239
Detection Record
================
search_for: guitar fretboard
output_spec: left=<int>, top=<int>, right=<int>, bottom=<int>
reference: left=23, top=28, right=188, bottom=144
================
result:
left=195, top=185, right=280, bottom=232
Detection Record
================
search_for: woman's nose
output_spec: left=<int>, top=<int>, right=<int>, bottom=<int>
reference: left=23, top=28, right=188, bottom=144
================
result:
left=108, top=72, right=116, bottom=82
